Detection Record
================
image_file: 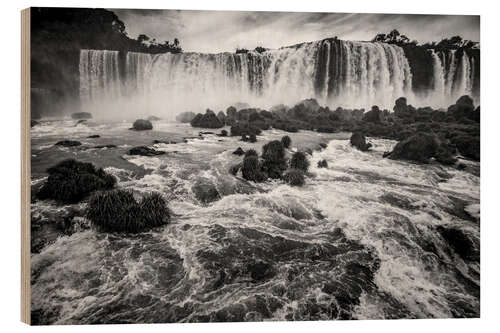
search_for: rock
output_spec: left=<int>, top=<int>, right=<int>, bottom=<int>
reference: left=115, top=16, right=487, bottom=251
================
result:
left=350, top=132, right=372, bottom=151
left=75, top=119, right=87, bottom=126
left=437, top=226, right=477, bottom=261
left=290, top=152, right=310, bottom=172
left=362, top=106, right=382, bottom=123
left=281, top=135, right=291, bottom=149
left=93, top=144, right=117, bottom=149
left=242, top=155, right=267, bottom=182
left=247, top=261, right=275, bottom=281
left=448, top=95, right=477, bottom=122
left=87, top=134, right=100, bottom=138
left=71, top=112, right=92, bottom=120
left=176, top=111, right=197, bottom=123
left=317, top=159, right=328, bottom=168
left=190, top=109, right=224, bottom=128
left=128, top=146, right=166, bottom=156
left=147, top=115, right=161, bottom=121
left=217, top=111, right=226, bottom=125
left=450, top=135, right=480, bottom=161
left=218, top=129, right=228, bottom=137
left=261, top=140, right=287, bottom=179
left=230, top=122, right=261, bottom=137
left=131, top=119, right=153, bottom=131
left=232, top=147, right=245, bottom=156
left=153, top=139, right=177, bottom=144
left=54, top=140, right=82, bottom=147
left=385, top=133, right=455, bottom=164
left=192, top=179, right=220, bottom=204
left=31, top=120, right=40, bottom=127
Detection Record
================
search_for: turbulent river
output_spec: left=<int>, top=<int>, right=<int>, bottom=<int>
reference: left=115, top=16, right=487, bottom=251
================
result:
left=30, top=120, right=480, bottom=324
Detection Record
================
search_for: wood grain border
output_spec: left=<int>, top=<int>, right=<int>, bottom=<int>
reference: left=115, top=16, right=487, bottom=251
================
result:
left=21, top=7, right=31, bottom=325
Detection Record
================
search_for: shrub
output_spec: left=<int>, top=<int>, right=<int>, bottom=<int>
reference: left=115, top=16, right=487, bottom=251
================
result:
left=261, top=140, right=287, bottom=179
left=38, top=159, right=116, bottom=204
left=242, top=155, right=267, bottom=182
left=87, top=190, right=170, bottom=233
left=283, top=169, right=305, bottom=187
left=281, top=135, right=291, bottom=149
left=244, top=149, right=258, bottom=158
left=290, top=152, right=310, bottom=172
left=317, top=159, right=328, bottom=168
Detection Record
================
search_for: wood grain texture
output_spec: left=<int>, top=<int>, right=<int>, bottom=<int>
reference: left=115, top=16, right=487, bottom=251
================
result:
left=21, top=7, right=31, bottom=325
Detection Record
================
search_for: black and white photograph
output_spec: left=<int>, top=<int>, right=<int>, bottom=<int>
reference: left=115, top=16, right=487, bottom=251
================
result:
left=25, top=6, right=480, bottom=325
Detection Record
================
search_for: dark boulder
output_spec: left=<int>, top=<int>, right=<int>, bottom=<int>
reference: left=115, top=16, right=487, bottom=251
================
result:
left=55, top=140, right=82, bottom=147
left=217, top=111, right=226, bottom=125
left=450, top=135, right=480, bottom=161
left=437, top=226, right=477, bottom=261
left=37, top=159, right=116, bottom=204
left=317, top=159, right=328, bottom=168
left=230, top=122, right=261, bottom=137
left=350, top=132, right=372, bottom=151
left=218, top=129, right=228, bottom=137
left=232, top=147, right=245, bottom=156
left=192, top=179, right=220, bottom=204
left=128, top=146, right=166, bottom=156
left=281, top=135, right=291, bottom=149
left=131, top=119, right=153, bottom=131
left=385, top=133, right=455, bottom=164
left=290, top=152, right=310, bottom=172
left=447, top=95, right=477, bottom=122
left=362, top=106, right=382, bottom=123
left=75, top=119, right=87, bottom=126
left=71, top=112, right=92, bottom=120
left=31, top=120, right=40, bottom=127
left=87, top=134, right=100, bottom=138
left=190, top=109, right=224, bottom=129
left=261, top=140, right=287, bottom=179
left=176, top=111, right=197, bottom=123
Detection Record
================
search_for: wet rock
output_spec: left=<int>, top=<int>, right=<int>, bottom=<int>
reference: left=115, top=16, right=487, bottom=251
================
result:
left=218, top=129, right=228, bottom=137
left=450, top=135, right=480, bottom=161
left=317, top=159, right=328, bottom=168
left=75, top=119, right=87, bottom=126
left=131, top=119, right=153, bottom=131
left=175, top=111, right=196, bottom=123
left=350, top=132, right=372, bottom=151
left=190, top=109, right=224, bottom=129
left=437, top=226, right=478, bottom=261
left=283, top=169, right=305, bottom=186
left=261, top=140, right=287, bottom=179
left=93, top=144, right=117, bottom=149
left=128, top=146, right=166, bottom=156
left=385, top=133, right=455, bottom=164
left=232, top=147, right=245, bottom=156
left=242, top=155, right=267, bottom=182
left=87, top=134, right=100, bottom=138
left=247, top=261, right=275, bottom=282
left=362, top=105, right=382, bottom=123
left=217, top=111, right=226, bottom=125
left=54, top=140, right=82, bottom=147
left=192, top=179, right=220, bottom=204
left=281, top=135, right=291, bottom=149
left=290, top=152, right=310, bottom=172
left=71, top=112, right=92, bottom=120
left=31, top=120, right=40, bottom=127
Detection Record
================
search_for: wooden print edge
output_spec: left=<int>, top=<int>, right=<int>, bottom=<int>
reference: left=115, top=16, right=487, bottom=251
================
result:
left=21, top=7, right=31, bottom=325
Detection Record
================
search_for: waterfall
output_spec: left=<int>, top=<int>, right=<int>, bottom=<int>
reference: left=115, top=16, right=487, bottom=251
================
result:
left=78, top=41, right=477, bottom=119
left=79, top=50, right=121, bottom=105
left=429, top=49, right=476, bottom=106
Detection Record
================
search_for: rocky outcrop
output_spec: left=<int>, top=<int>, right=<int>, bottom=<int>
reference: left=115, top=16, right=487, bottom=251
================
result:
left=131, top=119, right=153, bottom=131
left=350, top=132, right=372, bottom=151
left=55, top=140, right=82, bottom=147
left=190, top=109, right=224, bottom=128
left=384, top=133, right=456, bottom=164
left=128, top=146, right=166, bottom=156
left=192, top=179, right=220, bottom=204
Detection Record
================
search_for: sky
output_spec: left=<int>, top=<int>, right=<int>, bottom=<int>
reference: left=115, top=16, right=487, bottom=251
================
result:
left=111, top=9, right=480, bottom=53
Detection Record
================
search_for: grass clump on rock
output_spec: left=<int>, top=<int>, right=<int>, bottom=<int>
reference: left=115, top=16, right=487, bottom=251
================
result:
left=38, top=159, right=116, bottom=204
left=87, top=190, right=170, bottom=233
left=281, top=135, right=291, bottom=149
left=261, top=140, right=287, bottom=179
left=283, top=169, right=305, bottom=187
left=290, top=151, right=310, bottom=172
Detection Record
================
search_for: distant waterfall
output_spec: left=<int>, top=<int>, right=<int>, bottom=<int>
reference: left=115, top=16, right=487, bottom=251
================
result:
left=79, top=50, right=121, bottom=104
left=430, top=49, right=476, bottom=105
left=79, top=41, right=477, bottom=119
left=430, top=50, right=445, bottom=103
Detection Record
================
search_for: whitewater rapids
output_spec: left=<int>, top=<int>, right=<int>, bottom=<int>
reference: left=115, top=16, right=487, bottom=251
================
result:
left=30, top=120, right=479, bottom=324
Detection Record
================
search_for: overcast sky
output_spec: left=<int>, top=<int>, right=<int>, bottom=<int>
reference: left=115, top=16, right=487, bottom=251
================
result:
left=111, top=9, right=480, bottom=53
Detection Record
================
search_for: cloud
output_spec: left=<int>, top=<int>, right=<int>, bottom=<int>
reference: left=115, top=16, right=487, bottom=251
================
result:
left=111, top=9, right=479, bottom=53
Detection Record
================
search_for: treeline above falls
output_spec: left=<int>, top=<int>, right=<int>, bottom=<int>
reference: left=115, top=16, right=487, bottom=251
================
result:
left=76, top=39, right=479, bottom=119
